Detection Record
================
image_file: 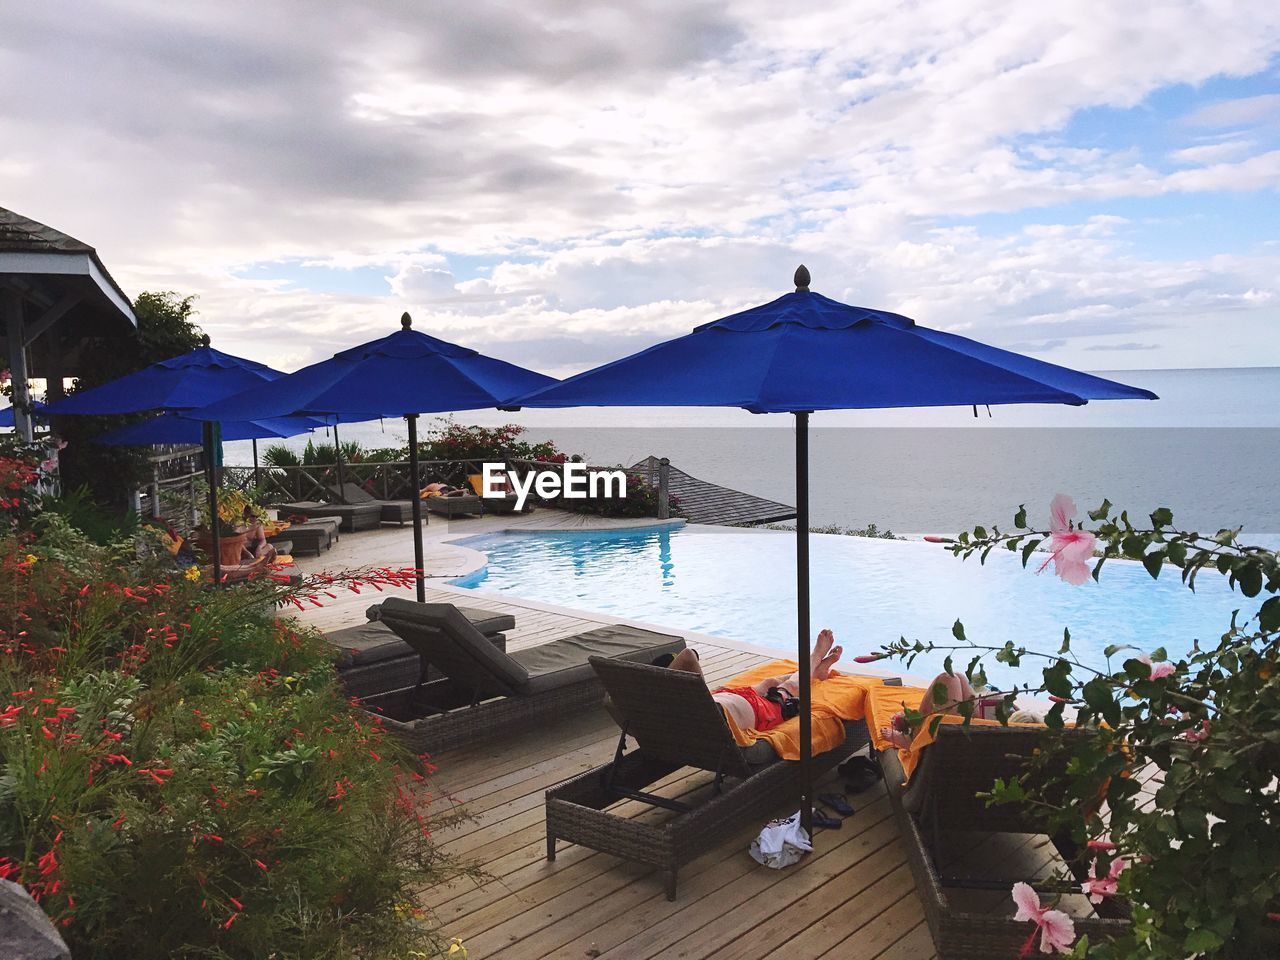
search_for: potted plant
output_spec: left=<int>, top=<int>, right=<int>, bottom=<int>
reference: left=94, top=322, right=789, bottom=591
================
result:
left=193, top=486, right=266, bottom=566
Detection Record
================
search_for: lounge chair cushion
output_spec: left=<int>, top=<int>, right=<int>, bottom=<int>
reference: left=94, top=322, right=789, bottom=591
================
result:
left=328, top=605, right=515, bottom=668
left=337, top=482, right=377, bottom=504
left=512, top=625, right=686, bottom=695
left=373, top=598, right=530, bottom=694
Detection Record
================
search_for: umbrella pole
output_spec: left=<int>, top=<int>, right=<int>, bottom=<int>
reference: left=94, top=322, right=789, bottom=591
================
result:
left=333, top=421, right=346, bottom=502
left=252, top=438, right=260, bottom=487
left=406, top=414, right=426, bottom=602
left=203, top=421, right=222, bottom=587
left=795, top=411, right=812, bottom=837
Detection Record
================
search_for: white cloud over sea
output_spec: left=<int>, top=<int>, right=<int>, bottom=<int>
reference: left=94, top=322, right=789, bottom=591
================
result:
left=1, top=0, right=1278, bottom=376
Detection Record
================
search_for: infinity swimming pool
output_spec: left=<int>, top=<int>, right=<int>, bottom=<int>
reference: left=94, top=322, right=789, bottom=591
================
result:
left=450, top=526, right=1242, bottom=688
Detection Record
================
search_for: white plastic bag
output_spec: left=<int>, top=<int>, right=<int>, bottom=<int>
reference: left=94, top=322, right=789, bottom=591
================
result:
left=749, top=811, right=812, bottom=869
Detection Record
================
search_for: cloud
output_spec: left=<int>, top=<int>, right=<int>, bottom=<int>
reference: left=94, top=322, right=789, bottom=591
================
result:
left=1, top=0, right=1278, bottom=376
left=1085, top=341, right=1160, bottom=351
left=1181, top=93, right=1280, bottom=127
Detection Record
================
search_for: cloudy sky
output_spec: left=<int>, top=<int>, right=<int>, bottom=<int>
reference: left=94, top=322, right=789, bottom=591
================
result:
left=3, top=1, right=1279, bottom=377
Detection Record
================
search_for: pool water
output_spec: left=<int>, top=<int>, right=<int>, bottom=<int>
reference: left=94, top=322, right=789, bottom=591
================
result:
left=450, top=527, right=1245, bottom=689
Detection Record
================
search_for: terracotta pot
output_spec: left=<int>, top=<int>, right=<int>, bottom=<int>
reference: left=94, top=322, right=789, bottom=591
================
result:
left=194, top=530, right=250, bottom=566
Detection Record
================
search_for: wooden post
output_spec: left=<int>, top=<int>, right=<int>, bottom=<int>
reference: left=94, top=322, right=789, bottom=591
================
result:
left=151, top=462, right=162, bottom=519
left=657, top=457, right=670, bottom=519
left=333, top=421, right=346, bottom=501
left=2, top=291, right=33, bottom=442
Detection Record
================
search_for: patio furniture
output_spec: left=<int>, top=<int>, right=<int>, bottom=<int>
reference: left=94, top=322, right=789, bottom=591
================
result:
left=358, top=598, right=685, bottom=753
left=327, top=604, right=514, bottom=699
left=423, top=492, right=485, bottom=519
left=268, top=517, right=339, bottom=557
left=545, top=657, right=869, bottom=900
left=879, top=725, right=1129, bottom=960
left=331, top=482, right=416, bottom=526
left=272, top=499, right=381, bottom=532
left=466, top=474, right=523, bottom=513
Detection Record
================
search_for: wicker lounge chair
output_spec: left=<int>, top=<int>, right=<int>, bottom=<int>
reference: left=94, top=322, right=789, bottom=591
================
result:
left=268, top=517, right=338, bottom=557
left=331, top=482, right=416, bottom=526
left=327, top=604, right=514, bottom=699
left=357, top=598, right=686, bottom=753
left=423, top=492, right=485, bottom=518
left=879, top=725, right=1129, bottom=959
left=545, top=657, right=870, bottom=900
left=466, top=474, right=523, bottom=513
left=272, top=500, right=381, bottom=532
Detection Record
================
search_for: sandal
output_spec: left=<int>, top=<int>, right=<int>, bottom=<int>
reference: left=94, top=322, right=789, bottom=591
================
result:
left=817, top=792, right=855, bottom=816
left=811, top=808, right=842, bottom=830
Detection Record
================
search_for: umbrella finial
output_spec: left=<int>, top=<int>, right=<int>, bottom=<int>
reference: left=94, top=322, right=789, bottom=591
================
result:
left=794, top=265, right=810, bottom=292
left=401, top=312, right=412, bottom=330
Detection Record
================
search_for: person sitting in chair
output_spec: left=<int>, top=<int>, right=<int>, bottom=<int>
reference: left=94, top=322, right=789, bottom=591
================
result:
left=240, top=506, right=277, bottom=564
left=663, top=629, right=843, bottom=732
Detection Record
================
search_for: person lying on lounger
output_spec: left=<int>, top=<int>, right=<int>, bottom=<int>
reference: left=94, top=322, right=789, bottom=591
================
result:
left=663, top=628, right=843, bottom=732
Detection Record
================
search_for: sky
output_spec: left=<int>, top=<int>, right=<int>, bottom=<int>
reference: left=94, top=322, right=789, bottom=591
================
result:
left=2, top=1, right=1279, bottom=379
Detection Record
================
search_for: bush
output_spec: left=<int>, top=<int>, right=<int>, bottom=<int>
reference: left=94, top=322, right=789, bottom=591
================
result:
left=0, top=518, right=475, bottom=958
left=870, top=497, right=1279, bottom=959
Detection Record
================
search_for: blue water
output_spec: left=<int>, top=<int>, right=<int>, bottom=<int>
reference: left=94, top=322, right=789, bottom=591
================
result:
left=451, top=527, right=1249, bottom=689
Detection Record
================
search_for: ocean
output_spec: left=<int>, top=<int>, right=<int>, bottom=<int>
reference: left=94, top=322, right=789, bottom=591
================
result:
left=224, top=367, right=1280, bottom=540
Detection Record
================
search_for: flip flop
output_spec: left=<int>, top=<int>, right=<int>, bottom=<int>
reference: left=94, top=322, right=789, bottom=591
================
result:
left=817, top=792, right=855, bottom=816
left=811, top=808, right=842, bottom=830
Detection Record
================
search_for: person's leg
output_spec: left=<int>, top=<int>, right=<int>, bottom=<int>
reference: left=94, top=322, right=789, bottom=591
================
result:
left=919, top=671, right=975, bottom=716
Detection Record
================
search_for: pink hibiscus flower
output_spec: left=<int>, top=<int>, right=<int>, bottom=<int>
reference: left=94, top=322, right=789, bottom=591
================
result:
left=1135, top=654, right=1175, bottom=680
left=1037, top=494, right=1097, bottom=586
left=1081, top=856, right=1127, bottom=903
left=1012, top=882, right=1076, bottom=955
left=1184, top=718, right=1211, bottom=742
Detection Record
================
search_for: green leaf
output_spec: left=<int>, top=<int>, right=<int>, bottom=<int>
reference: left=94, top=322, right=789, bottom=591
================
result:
left=1142, top=550, right=1164, bottom=580
left=1165, top=540, right=1187, bottom=567
left=1103, top=643, right=1132, bottom=659
left=1259, top=596, right=1280, bottom=632
left=1184, top=929, right=1223, bottom=954
left=1236, top=564, right=1263, bottom=598
left=1087, top=498, right=1112, bottom=521
left=1020, top=538, right=1042, bottom=568
left=1013, top=505, right=1027, bottom=529
left=1058, top=628, right=1071, bottom=654
left=1149, top=506, right=1173, bottom=527
left=973, top=525, right=987, bottom=540
left=951, top=620, right=966, bottom=642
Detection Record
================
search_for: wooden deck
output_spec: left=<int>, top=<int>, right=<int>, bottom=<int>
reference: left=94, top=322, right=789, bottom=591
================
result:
left=288, top=515, right=1092, bottom=959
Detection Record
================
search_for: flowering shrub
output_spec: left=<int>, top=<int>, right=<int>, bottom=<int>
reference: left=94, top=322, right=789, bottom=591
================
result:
left=0, top=439, right=60, bottom=528
left=0, top=521, right=475, bottom=958
left=414, top=419, right=575, bottom=464
left=872, top=497, right=1279, bottom=959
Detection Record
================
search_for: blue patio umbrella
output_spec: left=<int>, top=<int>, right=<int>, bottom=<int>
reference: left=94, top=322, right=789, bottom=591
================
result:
left=515, top=266, right=1157, bottom=833
left=40, top=344, right=282, bottom=416
left=0, top=401, right=47, bottom=428
left=94, top=412, right=328, bottom=446
left=39, top=339, right=291, bottom=583
left=193, top=313, right=557, bottom=599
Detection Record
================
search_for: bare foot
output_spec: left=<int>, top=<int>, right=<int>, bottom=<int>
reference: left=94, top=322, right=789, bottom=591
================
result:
left=815, top=645, right=842, bottom=681
left=813, top=628, right=835, bottom=663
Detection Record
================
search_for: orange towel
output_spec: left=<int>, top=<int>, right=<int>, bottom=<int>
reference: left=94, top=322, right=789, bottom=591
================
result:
left=717, top=660, right=890, bottom=761
left=862, top=682, right=1041, bottom=781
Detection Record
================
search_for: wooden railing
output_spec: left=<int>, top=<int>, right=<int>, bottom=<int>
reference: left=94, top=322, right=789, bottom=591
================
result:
left=221, top=457, right=672, bottom=517
left=221, top=459, right=494, bottom=504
